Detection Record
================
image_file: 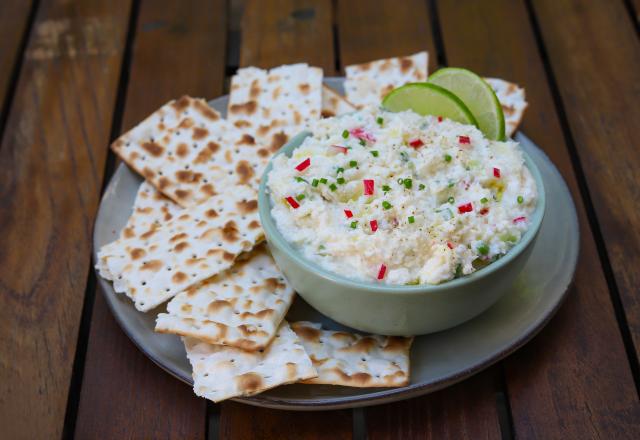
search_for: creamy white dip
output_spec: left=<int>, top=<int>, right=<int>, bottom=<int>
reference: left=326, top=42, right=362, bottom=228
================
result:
left=267, top=108, right=537, bottom=285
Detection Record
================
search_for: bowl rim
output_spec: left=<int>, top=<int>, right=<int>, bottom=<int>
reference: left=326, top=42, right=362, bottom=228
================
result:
left=258, top=129, right=547, bottom=294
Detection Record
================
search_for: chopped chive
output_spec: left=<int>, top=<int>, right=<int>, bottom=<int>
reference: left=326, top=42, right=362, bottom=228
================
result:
left=294, top=176, right=308, bottom=183
left=404, top=178, right=413, bottom=189
left=477, top=243, right=489, bottom=256
left=397, top=178, right=404, bottom=184
left=480, top=197, right=488, bottom=204
left=320, top=177, right=328, bottom=184
left=350, top=221, right=358, bottom=229
left=337, top=177, right=346, bottom=184
left=400, top=151, right=409, bottom=162
left=517, top=195, right=524, bottom=204
left=419, top=183, right=426, bottom=190
left=382, top=201, right=392, bottom=210
left=382, top=185, right=391, bottom=192
left=455, top=264, right=463, bottom=278
left=408, top=216, right=415, bottom=224
left=336, top=167, right=344, bottom=174
left=342, top=129, right=349, bottom=139
left=296, top=194, right=305, bottom=201
left=376, top=116, right=384, bottom=125
left=359, top=139, right=366, bottom=146
left=371, top=150, right=379, bottom=157
left=448, top=181, right=455, bottom=188
left=349, top=160, right=358, bottom=168
left=311, top=178, right=319, bottom=187
left=444, top=154, right=452, bottom=162
left=329, top=183, right=337, bottom=191
left=447, top=196, right=455, bottom=204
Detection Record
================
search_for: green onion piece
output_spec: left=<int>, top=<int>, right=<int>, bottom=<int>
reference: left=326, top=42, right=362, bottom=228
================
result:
left=376, top=116, right=384, bottom=125
left=480, top=197, right=488, bottom=204
left=382, top=185, right=391, bottom=192
left=444, top=154, right=452, bottom=162
left=419, top=183, right=426, bottom=190
left=336, top=167, right=344, bottom=174
left=296, top=194, right=305, bottom=201
left=371, top=150, right=379, bottom=157
left=350, top=221, right=358, bottom=229
left=342, top=129, right=349, bottom=139
left=408, top=216, right=415, bottom=224
left=329, top=183, right=337, bottom=191
left=382, top=201, right=392, bottom=210
left=349, top=160, right=358, bottom=168
left=359, top=139, right=366, bottom=146
left=318, top=244, right=325, bottom=250
left=404, top=178, right=413, bottom=189
left=337, top=177, right=345, bottom=184
left=400, top=151, right=409, bottom=162
left=455, top=264, right=463, bottom=278
left=517, top=195, right=524, bottom=204
left=294, top=176, right=308, bottom=183
left=311, top=179, right=319, bottom=187
left=397, top=178, right=404, bottom=184
left=320, top=177, right=328, bottom=184
left=448, top=196, right=455, bottom=204
left=477, top=243, right=490, bottom=255
left=448, top=181, right=455, bottom=188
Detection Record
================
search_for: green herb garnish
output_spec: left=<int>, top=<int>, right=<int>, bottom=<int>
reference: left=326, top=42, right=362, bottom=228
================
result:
left=311, top=179, right=319, bottom=187
left=382, top=185, right=391, bottom=192
left=444, top=154, right=452, bottom=162
left=447, top=196, right=455, bottom=204
left=408, top=216, right=415, bottom=224
left=337, top=177, right=345, bottom=184
left=376, top=116, right=384, bottom=126
left=320, top=177, right=328, bottom=184
left=349, top=160, right=358, bottom=168
left=295, top=194, right=305, bottom=201
left=371, top=150, right=379, bottom=157
left=404, top=178, right=413, bottom=189
left=477, top=243, right=489, bottom=255
left=481, top=197, right=488, bottom=204
left=517, top=195, right=524, bottom=204
left=342, top=129, right=349, bottom=139
left=329, top=183, right=337, bottom=191
left=382, top=201, right=392, bottom=210
left=350, top=221, right=358, bottom=229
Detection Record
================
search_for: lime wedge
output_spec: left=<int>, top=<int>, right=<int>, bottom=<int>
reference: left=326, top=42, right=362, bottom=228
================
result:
left=429, top=67, right=505, bottom=140
left=382, top=83, right=478, bottom=127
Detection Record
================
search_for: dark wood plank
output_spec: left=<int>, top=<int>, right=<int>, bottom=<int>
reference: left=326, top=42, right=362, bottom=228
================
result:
left=532, top=0, right=640, bottom=360
left=0, top=0, right=132, bottom=438
left=220, top=1, right=353, bottom=436
left=240, top=0, right=335, bottom=72
left=74, top=1, right=229, bottom=438
left=336, top=0, right=437, bottom=72
left=365, top=370, right=501, bottom=440
left=335, top=1, right=502, bottom=437
left=437, top=0, right=640, bottom=437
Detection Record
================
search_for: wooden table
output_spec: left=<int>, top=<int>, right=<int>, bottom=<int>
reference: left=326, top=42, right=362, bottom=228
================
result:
left=1, top=0, right=639, bottom=438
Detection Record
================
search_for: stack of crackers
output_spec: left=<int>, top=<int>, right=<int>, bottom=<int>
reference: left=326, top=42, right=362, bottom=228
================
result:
left=96, top=52, right=527, bottom=403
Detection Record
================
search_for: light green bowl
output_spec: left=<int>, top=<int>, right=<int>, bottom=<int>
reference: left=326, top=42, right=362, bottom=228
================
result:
left=258, top=132, right=546, bottom=336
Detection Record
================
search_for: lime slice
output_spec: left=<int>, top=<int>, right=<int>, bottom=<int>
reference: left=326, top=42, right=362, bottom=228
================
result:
left=382, top=83, right=478, bottom=127
left=429, top=67, right=505, bottom=140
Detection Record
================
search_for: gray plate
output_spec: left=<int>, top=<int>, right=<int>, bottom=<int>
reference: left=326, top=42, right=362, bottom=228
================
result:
left=93, top=78, right=579, bottom=410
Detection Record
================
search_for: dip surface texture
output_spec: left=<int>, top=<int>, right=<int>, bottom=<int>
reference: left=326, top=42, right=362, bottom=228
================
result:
left=267, top=108, right=537, bottom=285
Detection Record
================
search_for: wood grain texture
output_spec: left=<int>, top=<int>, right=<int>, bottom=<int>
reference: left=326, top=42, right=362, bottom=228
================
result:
left=531, top=0, right=640, bottom=360
left=0, top=0, right=132, bottom=439
left=220, top=1, right=353, bottom=436
left=336, top=1, right=502, bottom=436
left=240, top=0, right=335, bottom=72
left=365, top=370, right=502, bottom=440
left=0, top=0, right=33, bottom=124
left=336, top=0, right=436, bottom=72
left=437, top=0, right=640, bottom=437
left=74, top=1, right=229, bottom=438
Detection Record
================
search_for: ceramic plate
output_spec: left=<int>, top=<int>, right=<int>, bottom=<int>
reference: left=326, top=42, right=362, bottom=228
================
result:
left=93, top=78, right=579, bottom=410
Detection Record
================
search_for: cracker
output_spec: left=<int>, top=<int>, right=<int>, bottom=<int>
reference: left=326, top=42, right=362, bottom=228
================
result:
left=155, top=244, right=294, bottom=351
left=484, top=78, right=528, bottom=138
left=96, top=184, right=263, bottom=312
left=184, top=321, right=317, bottom=402
left=291, top=322, right=413, bottom=387
left=321, top=85, right=356, bottom=118
left=227, top=64, right=322, bottom=152
left=344, top=52, right=428, bottom=108
left=111, top=96, right=265, bottom=207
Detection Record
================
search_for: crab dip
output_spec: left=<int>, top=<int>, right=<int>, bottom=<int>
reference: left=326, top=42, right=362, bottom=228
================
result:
left=266, top=108, right=537, bottom=285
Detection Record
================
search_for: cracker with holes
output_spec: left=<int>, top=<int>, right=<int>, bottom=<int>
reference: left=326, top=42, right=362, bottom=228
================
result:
left=484, top=78, right=528, bottom=138
left=344, top=51, right=429, bottom=109
left=155, top=244, right=294, bottom=351
left=96, top=184, right=263, bottom=312
left=321, top=85, right=356, bottom=118
left=227, top=64, right=322, bottom=152
left=111, top=96, right=266, bottom=207
left=291, top=322, right=413, bottom=387
left=184, top=321, right=317, bottom=402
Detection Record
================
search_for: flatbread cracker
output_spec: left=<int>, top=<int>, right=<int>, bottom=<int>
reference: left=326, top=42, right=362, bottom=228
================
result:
left=184, top=321, right=317, bottom=402
left=291, top=322, right=413, bottom=387
left=321, top=85, right=356, bottom=118
left=155, top=244, right=294, bottom=351
left=111, top=96, right=264, bottom=207
left=227, top=64, right=322, bottom=151
left=484, top=78, right=528, bottom=137
left=344, top=51, right=428, bottom=108
left=96, top=185, right=263, bottom=312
